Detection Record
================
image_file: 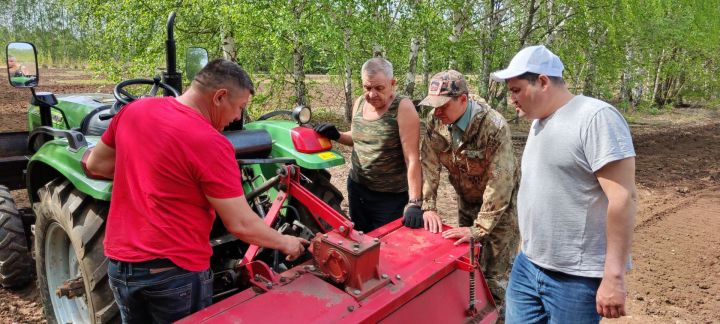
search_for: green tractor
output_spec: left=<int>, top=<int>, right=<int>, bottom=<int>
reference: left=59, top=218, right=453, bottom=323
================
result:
left=1, top=12, right=346, bottom=323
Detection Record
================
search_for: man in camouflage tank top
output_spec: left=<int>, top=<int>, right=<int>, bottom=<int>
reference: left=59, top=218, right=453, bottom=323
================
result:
left=418, top=70, right=520, bottom=312
left=314, top=58, right=429, bottom=233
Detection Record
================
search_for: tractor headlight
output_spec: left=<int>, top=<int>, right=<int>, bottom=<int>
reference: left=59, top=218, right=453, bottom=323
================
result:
left=292, top=106, right=312, bottom=125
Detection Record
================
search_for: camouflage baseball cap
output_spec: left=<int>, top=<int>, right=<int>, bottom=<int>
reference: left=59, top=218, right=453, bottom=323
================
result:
left=418, top=70, right=469, bottom=107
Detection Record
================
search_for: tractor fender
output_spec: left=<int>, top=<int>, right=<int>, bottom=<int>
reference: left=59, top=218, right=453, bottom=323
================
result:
left=27, top=139, right=111, bottom=203
left=243, top=120, right=345, bottom=169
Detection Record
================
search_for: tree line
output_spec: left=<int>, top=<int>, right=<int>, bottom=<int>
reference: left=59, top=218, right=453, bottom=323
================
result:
left=2, top=0, right=719, bottom=119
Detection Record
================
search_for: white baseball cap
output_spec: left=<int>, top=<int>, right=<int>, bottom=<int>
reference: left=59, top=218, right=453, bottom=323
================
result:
left=491, top=45, right=564, bottom=82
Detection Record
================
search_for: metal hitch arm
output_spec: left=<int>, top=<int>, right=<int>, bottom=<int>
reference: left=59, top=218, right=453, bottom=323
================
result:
left=279, top=165, right=354, bottom=237
left=240, top=165, right=354, bottom=267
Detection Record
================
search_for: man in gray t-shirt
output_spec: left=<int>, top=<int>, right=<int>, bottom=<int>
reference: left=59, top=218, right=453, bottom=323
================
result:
left=492, top=45, right=637, bottom=323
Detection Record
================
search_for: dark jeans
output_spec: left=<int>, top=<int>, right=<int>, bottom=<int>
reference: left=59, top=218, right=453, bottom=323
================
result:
left=347, top=175, right=408, bottom=233
left=108, top=259, right=213, bottom=324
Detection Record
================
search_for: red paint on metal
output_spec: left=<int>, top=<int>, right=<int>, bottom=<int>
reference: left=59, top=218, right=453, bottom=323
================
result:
left=291, top=126, right=332, bottom=153
left=312, top=231, right=388, bottom=299
left=179, top=288, right=259, bottom=323
left=176, top=274, right=360, bottom=323
left=245, top=261, right=278, bottom=289
left=181, top=222, right=496, bottom=323
left=378, top=269, right=498, bottom=324
left=369, top=218, right=404, bottom=238
left=341, top=225, right=497, bottom=323
left=180, top=165, right=496, bottom=323
left=239, top=190, right=287, bottom=266
left=285, top=168, right=354, bottom=236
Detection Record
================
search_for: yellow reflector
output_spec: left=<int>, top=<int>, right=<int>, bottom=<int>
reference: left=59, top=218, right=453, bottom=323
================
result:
left=318, top=152, right=337, bottom=160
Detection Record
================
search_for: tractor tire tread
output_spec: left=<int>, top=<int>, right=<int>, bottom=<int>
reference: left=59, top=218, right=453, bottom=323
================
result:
left=0, top=185, right=32, bottom=288
left=34, top=179, right=118, bottom=323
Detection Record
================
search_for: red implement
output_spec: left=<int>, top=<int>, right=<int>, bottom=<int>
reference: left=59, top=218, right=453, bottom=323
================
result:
left=178, top=166, right=498, bottom=323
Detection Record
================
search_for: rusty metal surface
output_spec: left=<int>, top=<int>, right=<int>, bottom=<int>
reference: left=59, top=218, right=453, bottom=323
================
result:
left=55, top=277, right=85, bottom=299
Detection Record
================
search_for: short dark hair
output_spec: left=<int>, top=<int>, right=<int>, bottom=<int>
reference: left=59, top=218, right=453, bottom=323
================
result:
left=194, top=59, right=255, bottom=95
left=516, top=72, right=565, bottom=86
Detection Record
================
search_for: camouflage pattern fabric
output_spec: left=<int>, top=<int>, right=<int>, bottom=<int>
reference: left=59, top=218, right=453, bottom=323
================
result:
left=421, top=99, right=520, bottom=306
left=349, top=95, right=409, bottom=193
left=458, top=193, right=519, bottom=309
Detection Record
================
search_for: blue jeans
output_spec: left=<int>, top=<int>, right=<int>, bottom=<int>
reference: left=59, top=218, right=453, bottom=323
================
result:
left=108, top=259, right=213, bottom=324
left=347, top=175, right=408, bottom=233
left=505, top=252, right=602, bottom=324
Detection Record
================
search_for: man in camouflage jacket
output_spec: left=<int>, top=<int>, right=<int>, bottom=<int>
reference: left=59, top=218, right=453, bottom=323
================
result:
left=417, top=70, right=520, bottom=309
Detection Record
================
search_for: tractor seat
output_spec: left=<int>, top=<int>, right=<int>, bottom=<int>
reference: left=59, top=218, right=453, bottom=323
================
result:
left=80, top=109, right=272, bottom=159
left=79, top=105, right=112, bottom=136
left=223, top=129, right=272, bottom=159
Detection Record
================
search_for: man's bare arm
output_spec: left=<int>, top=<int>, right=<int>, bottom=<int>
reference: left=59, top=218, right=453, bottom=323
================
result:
left=334, top=97, right=362, bottom=146
left=397, top=99, right=422, bottom=201
left=595, top=157, right=637, bottom=318
left=208, top=195, right=308, bottom=261
left=86, top=141, right=116, bottom=179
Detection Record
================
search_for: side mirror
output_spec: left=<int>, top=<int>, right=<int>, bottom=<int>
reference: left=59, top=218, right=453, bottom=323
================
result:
left=185, top=47, right=208, bottom=82
left=6, top=42, right=39, bottom=88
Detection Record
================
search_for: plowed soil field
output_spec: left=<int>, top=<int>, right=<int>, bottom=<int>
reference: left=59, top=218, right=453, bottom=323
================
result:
left=1, top=68, right=718, bottom=323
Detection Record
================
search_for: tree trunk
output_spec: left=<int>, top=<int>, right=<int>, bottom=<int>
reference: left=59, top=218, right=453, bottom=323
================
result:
left=543, top=0, right=572, bottom=45
left=221, top=31, right=238, bottom=62
left=581, top=27, right=608, bottom=98
left=292, top=44, right=306, bottom=107
left=343, top=24, right=353, bottom=123
left=479, top=0, right=501, bottom=101
left=619, top=46, right=633, bottom=112
left=222, top=30, right=246, bottom=121
left=422, top=28, right=429, bottom=91
left=582, top=63, right=596, bottom=97
left=292, top=2, right=307, bottom=108
left=404, top=37, right=420, bottom=97
left=518, top=0, right=538, bottom=48
left=652, top=49, right=665, bottom=106
left=619, top=72, right=631, bottom=111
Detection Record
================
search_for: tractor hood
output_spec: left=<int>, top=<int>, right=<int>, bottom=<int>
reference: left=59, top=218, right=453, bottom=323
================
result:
left=28, top=93, right=116, bottom=131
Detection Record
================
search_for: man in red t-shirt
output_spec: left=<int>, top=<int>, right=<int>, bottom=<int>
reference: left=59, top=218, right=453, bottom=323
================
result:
left=87, top=59, right=308, bottom=323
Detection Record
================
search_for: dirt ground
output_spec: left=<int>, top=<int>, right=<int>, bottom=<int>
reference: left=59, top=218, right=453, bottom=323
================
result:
left=0, top=68, right=719, bottom=323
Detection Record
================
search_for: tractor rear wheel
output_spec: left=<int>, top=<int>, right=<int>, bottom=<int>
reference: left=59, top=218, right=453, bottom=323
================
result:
left=34, top=179, right=119, bottom=323
left=290, top=169, right=345, bottom=233
left=0, top=185, right=33, bottom=288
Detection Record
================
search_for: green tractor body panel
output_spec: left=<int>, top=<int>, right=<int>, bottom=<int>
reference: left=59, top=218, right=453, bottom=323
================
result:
left=10, top=76, right=35, bottom=87
left=243, top=120, right=345, bottom=170
left=28, top=137, right=112, bottom=201
left=28, top=94, right=116, bottom=131
left=25, top=119, right=343, bottom=206
left=242, top=163, right=281, bottom=200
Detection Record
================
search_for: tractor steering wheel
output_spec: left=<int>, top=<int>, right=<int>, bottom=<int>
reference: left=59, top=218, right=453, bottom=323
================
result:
left=112, top=77, right=180, bottom=113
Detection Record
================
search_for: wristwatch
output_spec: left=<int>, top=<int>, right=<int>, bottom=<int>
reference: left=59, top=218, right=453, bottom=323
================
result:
left=407, top=198, right=422, bottom=208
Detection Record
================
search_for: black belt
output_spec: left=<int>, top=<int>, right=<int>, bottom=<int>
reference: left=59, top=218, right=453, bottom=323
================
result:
left=110, top=258, right=176, bottom=268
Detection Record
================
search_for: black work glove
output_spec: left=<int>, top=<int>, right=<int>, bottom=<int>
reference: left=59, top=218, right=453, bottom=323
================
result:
left=313, top=123, right=341, bottom=141
left=402, top=205, right=424, bottom=229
